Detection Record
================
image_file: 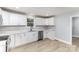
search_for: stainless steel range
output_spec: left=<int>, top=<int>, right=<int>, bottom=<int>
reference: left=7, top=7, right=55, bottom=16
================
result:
left=0, top=36, right=9, bottom=52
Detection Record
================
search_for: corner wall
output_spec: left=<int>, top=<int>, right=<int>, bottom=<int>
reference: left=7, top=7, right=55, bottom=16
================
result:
left=55, top=12, right=74, bottom=44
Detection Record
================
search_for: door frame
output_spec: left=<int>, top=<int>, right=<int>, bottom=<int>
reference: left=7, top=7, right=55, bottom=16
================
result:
left=70, top=15, right=79, bottom=45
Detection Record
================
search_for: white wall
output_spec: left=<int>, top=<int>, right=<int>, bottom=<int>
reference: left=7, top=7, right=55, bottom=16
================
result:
left=55, top=11, right=79, bottom=44
left=55, top=12, right=74, bottom=44
left=72, top=17, right=79, bottom=37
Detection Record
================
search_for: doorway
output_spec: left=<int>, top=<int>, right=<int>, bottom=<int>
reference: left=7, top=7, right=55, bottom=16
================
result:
left=72, top=17, right=79, bottom=46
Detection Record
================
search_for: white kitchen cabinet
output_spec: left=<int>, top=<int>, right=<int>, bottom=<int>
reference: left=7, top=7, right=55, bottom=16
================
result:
left=9, top=35, right=15, bottom=48
left=10, top=13, right=26, bottom=25
left=35, top=18, right=46, bottom=25
left=9, top=13, right=18, bottom=25
left=14, top=34, right=20, bottom=47
left=15, top=32, right=38, bottom=47
left=35, top=17, right=54, bottom=25
left=9, top=32, right=38, bottom=48
left=1, top=11, right=10, bottom=25
left=18, top=15, right=26, bottom=25
left=30, top=32, right=38, bottom=42
left=47, top=29, right=55, bottom=40
left=1, top=10, right=26, bottom=26
left=24, top=32, right=38, bottom=43
left=45, top=18, right=54, bottom=25
left=0, top=40, right=6, bottom=52
left=9, top=33, right=24, bottom=48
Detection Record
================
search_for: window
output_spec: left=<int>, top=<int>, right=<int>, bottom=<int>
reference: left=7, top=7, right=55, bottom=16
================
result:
left=27, top=18, right=34, bottom=27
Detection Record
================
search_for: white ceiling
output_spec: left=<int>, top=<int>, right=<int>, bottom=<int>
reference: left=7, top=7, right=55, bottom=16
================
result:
left=7, top=7, right=79, bottom=16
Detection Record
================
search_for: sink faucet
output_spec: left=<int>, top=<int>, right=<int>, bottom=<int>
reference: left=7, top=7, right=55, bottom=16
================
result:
left=30, top=26, right=33, bottom=31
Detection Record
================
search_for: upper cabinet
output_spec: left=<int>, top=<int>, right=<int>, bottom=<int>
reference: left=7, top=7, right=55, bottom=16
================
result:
left=45, top=18, right=54, bottom=25
left=10, top=13, right=26, bottom=25
left=35, top=18, right=46, bottom=25
left=0, top=8, right=26, bottom=26
left=1, top=10, right=10, bottom=25
left=35, top=17, right=55, bottom=26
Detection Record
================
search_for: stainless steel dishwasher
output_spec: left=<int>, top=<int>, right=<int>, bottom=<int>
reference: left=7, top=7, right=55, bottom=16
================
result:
left=38, top=31, right=43, bottom=41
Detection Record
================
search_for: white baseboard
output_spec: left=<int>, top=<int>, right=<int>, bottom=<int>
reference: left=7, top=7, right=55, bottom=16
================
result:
left=45, top=37, right=55, bottom=40
left=48, top=38, right=55, bottom=40
left=72, top=35, right=79, bottom=37
left=55, top=37, right=72, bottom=45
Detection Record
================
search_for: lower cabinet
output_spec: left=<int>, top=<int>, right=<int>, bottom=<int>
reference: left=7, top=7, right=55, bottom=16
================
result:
left=9, top=35, right=15, bottom=48
left=27, top=32, right=38, bottom=43
left=9, top=32, right=38, bottom=48
left=14, top=33, right=23, bottom=47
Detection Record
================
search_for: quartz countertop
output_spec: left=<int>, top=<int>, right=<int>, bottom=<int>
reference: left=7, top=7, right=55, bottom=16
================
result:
left=0, top=30, right=38, bottom=36
left=0, top=30, right=28, bottom=36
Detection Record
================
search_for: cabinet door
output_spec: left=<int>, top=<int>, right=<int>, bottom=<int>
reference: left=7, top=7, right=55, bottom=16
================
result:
left=24, top=32, right=38, bottom=43
left=14, top=33, right=22, bottom=47
left=46, top=18, right=54, bottom=25
left=35, top=18, right=45, bottom=25
left=10, top=32, right=38, bottom=48
left=24, top=32, right=31, bottom=43
left=47, top=29, right=55, bottom=39
left=2, top=11, right=10, bottom=25
left=10, top=13, right=26, bottom=25
left=9, top=35, right=15, bottom=48
left=2, top=10, right=26, bottom=25
left=2, top=11, right=18, bottom=25
left=20, top=33, right=26, bottom=44
left=17, top=15, right=26, bottom=25
left=27, top=33, right=34, bottom=42
left=32, top=32, right=38, bottom=41
left=35, top=18, right=41, bottom=25
left=10, top=13, right=18, bottom=25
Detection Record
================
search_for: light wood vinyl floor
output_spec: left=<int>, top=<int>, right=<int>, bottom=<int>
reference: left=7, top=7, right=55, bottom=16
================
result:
left=10, top=39, right=78, bottom=52
left=72, top=37, right=79, bottom=51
